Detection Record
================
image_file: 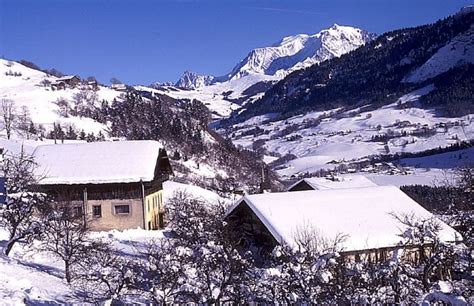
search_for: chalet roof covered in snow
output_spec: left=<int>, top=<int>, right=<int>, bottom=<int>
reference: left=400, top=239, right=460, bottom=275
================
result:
left=288, top=175, right=377, bottom=191
left=33, top=140, right=166, bottom=185
left=55, top=75, right=80, bottom=81
left=226, top=186, right=460, bottom=252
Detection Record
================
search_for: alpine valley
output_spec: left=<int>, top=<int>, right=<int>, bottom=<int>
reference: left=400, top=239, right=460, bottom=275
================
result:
left=1, top=9, right=473, bottom=191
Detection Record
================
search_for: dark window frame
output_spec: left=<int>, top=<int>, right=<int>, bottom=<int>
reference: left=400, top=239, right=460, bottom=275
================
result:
left=114, top=204, right=131, bottom=215
left=92, top=205, right=102, bottom=218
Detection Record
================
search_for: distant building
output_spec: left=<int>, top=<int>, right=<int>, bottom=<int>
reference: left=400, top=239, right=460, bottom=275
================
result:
left=111, top=83, right=127, bottom=91
left=51, top=75, right=81, bottom=90
left=288, top=175, right=377, bottom=191
left=225, top=186, right=461, bottom=260
left=33, top=140, right=173, bottom=231
left=85, top=80, right=99, bottom=90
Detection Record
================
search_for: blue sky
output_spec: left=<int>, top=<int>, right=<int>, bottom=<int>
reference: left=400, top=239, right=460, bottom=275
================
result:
left=0, top=0, right=470, bottom=84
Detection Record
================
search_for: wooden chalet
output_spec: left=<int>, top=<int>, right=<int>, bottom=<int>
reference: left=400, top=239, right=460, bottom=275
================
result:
left=51, top=75, right=81, bottom=90
left=33, top=140, right=173, bottom=231
left=225, top=186, right=461, bottom=262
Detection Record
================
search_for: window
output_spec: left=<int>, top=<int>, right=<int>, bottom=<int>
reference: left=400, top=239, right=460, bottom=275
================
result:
left=92, top=205, right=102, bottom=218
left=73, top=206, right=83, bottom=217
left=114, top=204, right=130, bottom=215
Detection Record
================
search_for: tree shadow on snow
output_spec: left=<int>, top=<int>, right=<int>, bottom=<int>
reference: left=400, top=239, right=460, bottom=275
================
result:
left=17, top=260, right=65, bottom=279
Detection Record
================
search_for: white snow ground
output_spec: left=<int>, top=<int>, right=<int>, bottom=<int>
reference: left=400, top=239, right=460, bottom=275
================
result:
left=227, top=86, right=473, bottom=181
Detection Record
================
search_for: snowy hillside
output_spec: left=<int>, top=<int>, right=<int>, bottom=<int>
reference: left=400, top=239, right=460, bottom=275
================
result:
left=225, top=87, right=474, bottom=180
left=0, top=60, right=270, bottom=193
left=0, top=59, right=121, bottom=136
left=404, top=24, right=474, bottom=83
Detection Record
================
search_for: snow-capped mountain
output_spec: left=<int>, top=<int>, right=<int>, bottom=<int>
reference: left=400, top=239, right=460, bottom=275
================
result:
left=233, top=11, right=474, bottom=123
left=224, top=24, right=375, bottom=80
left=155, top=24, right=375, bottom=118
left=175, top=71, right=214, bottom=89
left=221, top=10, right=474, bottom=180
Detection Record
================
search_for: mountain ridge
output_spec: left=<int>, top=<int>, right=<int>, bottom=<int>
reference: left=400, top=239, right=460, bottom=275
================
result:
left=172, top=24, right=375, bottom=90
left=229, top=11, right=474, bottom=123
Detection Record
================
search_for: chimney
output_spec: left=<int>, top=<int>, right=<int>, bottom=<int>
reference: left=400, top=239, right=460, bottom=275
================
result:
left=259, top=166, right=271, bottom=193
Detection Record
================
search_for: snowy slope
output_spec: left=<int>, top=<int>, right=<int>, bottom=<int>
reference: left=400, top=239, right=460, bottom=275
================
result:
left=226, top=86, right=474, bottom=178
left=0, top=227, right=165, bottom=304
left=0, top=59, right=121, bottom=135
left=404, top=24, right=474, bottom=83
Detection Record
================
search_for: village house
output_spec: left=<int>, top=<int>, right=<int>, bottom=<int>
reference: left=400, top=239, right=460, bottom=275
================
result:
left=85, top=79, right=99, bottom=90
left=51, top=75, right=81, bottom=90
left=111, top=83, right=127, bottom=91
left=288, top=175, right=377, bottom=191
left=32, top=140, right=173, bottom=231
left=224, top=186, right=461, bottom=262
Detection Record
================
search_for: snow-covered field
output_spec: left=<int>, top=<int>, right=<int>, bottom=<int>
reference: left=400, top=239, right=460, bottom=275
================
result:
left=227, top=86, right=474, bottom=180
left=0, top=227, right=166, bottom=304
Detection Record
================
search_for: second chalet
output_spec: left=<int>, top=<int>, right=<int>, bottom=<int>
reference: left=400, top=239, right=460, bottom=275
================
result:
left=33, top=140, right=173, bottom=231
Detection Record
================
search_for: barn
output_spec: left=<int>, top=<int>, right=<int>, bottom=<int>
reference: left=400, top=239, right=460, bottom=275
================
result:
left=33, top=140, right=173, bottom=231
left=51, top=75, right=81, bottom=89
left=225, top=186, right=461, bottom=260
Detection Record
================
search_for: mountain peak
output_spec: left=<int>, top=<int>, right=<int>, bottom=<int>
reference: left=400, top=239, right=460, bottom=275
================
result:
left=224, top=25, right=376, bottom=81
left=175, top=70, right=214, bottom=89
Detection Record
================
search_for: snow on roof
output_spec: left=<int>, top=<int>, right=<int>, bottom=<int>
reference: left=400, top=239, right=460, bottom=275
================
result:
left=226, top=186, right=460, bottom=252
left=56, top=75, right=79, bottom=81
left=289, top=175, right=377, bottom=191
left=33, top=140, right=164, bottom=185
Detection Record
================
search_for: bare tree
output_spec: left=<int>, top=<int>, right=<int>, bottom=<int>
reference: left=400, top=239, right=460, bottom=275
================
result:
left=39, top=200, right=90, bottom=283
left=134, top=239, right=195, bottom=303
left=73, top=239, right=136, bottom=303
left=0, top=147, right=48, bottom=256
left=71, top=89, right=98, bottom=117
left=16, top=105, right=33, bottom=139
left=1, top=98, right=15, bottom=139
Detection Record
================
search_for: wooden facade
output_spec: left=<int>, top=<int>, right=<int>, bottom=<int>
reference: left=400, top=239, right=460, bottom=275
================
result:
left=51, top=75, right=81, bottom=90
left=225, top=200, right=444, bottom=265
left=36, top=148, right=172, bottom=231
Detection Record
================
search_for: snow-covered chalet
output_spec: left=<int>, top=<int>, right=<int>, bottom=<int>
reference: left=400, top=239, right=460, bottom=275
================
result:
left=288, top=175, right=377, bottom=191
left=32, top=140, right=173, bottom=231
left=225, top=186, right=461, bottom=261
